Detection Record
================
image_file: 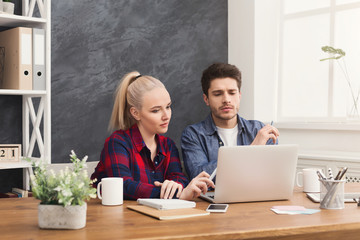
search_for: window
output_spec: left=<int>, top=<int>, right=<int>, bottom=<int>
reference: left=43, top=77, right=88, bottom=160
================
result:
left=278, top=0, right=360, bottom=121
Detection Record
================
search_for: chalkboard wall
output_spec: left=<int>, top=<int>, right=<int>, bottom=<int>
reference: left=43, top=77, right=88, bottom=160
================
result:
left=51, top=0, right=228, bottom=163
left=0, top=0, right=227, bottom=190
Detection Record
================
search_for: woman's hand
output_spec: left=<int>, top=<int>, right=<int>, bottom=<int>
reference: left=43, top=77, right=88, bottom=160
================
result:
left=154, top=180, right=184, bottom=199
left=179, top=171, right=215, bottom=200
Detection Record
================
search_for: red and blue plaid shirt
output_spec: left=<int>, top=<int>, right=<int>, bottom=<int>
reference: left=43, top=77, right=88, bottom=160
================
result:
left=91, top=124, right=189, bottom=200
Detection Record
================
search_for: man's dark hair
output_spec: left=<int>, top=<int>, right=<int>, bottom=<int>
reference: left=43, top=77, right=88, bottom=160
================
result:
left=201, top=63, right=242, bottom=96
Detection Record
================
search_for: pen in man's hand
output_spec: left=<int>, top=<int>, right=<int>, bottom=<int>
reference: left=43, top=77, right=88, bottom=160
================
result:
left=209, top=168, right=217, bottom=181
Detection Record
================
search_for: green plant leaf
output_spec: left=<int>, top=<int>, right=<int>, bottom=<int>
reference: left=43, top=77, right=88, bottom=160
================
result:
left=30, top=151, right=97, bottom=206
left=320, top=45, right=345, bottom=61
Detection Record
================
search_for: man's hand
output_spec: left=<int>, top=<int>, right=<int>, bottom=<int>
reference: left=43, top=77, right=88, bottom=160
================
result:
left=179, top=171, right=215, bottom=200
left=154, top=180, right=184, bottom=199
left=251, top=124, right=280, bottom=145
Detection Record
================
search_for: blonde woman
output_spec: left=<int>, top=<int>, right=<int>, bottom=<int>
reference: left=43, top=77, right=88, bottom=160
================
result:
left=91, top=72, right=214, bottom=200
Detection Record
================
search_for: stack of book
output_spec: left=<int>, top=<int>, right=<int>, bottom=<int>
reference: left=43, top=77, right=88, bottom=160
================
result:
left=128, top=199, right=209, bottom=220
left=0, top=188, right=32, bottom=198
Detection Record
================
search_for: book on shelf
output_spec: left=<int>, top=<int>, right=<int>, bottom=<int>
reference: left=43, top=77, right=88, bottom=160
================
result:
left=0, top=26, right=46, bottom=91
left=0, top=192, right=19, bottom=198
left=0, top=190, right=32, bottom=198
left=137, top=198, right=196, bottom=210
left=0, top=27, right=33, bottom=90
left=32, top=28, right=46, bottom=90
left=12, top=187, right=28, bottom=197
left=128, top=205, right=209, bottom=220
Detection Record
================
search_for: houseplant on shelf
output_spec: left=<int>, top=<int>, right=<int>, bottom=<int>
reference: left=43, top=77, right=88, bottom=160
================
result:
left=30, top=150, right=97, bottom=229
left=2, top=0, right=14, bottom=14
left=320, top=46, right=360, bottom=119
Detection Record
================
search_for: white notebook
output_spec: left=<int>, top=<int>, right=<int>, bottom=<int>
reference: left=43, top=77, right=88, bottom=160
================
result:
left=137, top=198, right=196, bottom=210
left=306, top=193, right=360, bottom=203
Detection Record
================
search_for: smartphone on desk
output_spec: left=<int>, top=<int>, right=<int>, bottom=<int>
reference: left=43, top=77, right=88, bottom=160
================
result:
left=206, top=204, right=229, bottom=213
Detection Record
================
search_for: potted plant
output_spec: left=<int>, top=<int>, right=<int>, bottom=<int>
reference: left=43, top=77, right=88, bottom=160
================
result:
left=2, top=0, right=14, bottom=14
left=30, top=151, right=97, bottom=229
left=321, top=46, right=360, bottom=119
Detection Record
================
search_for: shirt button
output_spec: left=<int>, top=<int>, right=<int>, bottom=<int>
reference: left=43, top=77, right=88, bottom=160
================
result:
left=152, top=171, right=155, bottom=174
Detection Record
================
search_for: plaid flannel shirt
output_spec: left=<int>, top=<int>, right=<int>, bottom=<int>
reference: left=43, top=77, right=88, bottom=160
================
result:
left=91, top=124, right=189, bottom=200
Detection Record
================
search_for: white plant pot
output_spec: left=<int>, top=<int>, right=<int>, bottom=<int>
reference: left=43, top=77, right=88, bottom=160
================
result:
left=38, top=203, right=87, bottom=229
left=3, top=2, right=14, bottom=14
left=0, top=1, right=3, bottom=12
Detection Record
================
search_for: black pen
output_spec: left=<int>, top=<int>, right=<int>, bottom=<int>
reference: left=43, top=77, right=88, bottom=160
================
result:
left=337, top=167, right=348, bottom=180
left=334, top=168, right=343, bottom=180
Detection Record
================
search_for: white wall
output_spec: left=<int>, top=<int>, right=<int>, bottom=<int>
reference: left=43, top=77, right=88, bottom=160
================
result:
left=228, top=0, right=280, bottom=122
left=228, top=0, right=360, bottom=171
left=228, top=0, right=255, bottom=120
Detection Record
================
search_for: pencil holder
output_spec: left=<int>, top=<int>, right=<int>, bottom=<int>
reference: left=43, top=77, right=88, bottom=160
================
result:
left=319, top=179, right=345, bottom=209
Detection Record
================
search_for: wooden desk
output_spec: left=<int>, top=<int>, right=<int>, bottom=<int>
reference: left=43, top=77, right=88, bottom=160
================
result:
left=1, top=186, right=360, bottom=240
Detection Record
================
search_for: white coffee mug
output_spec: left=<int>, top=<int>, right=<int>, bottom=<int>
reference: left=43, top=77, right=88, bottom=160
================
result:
left=296, top=168, right=321, bottom=193
left=97, top=177, right=123, bottom=206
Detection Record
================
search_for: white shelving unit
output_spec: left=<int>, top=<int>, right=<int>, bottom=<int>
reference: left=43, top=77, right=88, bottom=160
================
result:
left=0, top=0, right=51, bottom=190
left=0, top=13, right=46, bottom=26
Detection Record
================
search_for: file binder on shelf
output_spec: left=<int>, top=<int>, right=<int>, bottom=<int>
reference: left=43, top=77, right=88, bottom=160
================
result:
left=0, top=27, right=33, bottom=90
left=32, top=28, right=45, bottom=90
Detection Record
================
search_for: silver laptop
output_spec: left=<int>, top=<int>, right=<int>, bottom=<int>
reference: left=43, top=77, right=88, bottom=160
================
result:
left=201, top=144, right=298, bottom=203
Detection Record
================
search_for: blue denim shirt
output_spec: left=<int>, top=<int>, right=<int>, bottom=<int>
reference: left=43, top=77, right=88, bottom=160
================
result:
left=181, top=114, right=277, bottom=180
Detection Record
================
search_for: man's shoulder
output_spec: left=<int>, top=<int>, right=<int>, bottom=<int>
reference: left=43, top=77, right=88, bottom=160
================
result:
left=238, top=116, right=265, bottom=130
left=184, top=119, right=206, bottom=130
left=182, top=118, right=209, bottom=136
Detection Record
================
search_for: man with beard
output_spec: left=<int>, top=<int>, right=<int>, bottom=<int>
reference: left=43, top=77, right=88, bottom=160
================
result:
left=181, top=63, right=279, bottom=180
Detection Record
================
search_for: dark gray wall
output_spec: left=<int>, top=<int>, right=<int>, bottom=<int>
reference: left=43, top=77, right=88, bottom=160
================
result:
left=51, top=0, right=228, bottom=163
left=0, top=0, right=227, bottom=191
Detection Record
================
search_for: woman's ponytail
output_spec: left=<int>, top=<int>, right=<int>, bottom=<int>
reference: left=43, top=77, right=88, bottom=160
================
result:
left=108, top=71, right=140, bottom=131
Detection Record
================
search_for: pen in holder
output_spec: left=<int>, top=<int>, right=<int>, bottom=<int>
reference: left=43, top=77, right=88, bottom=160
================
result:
left=319, top=179, right=345, bottom=209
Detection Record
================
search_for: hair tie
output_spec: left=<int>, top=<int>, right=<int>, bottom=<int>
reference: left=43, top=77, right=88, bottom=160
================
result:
left=135, top=74, right=142, bottom=80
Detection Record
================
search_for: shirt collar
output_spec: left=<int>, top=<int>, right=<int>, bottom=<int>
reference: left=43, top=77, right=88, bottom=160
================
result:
left=203, top=113, right=244, bottom=135
left=129, top=124, right=165, bottom=156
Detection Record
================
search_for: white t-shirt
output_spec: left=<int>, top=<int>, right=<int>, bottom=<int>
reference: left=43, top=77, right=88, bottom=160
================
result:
left=216, top=124, right=238, bottom=147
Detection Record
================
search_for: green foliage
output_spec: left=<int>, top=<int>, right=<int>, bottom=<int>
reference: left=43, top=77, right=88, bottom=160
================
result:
left=30, top=151, right=97, bottom=206
left=320, top=46, right=346, bottom=61
left=320, top=45, right=359, bottom=117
